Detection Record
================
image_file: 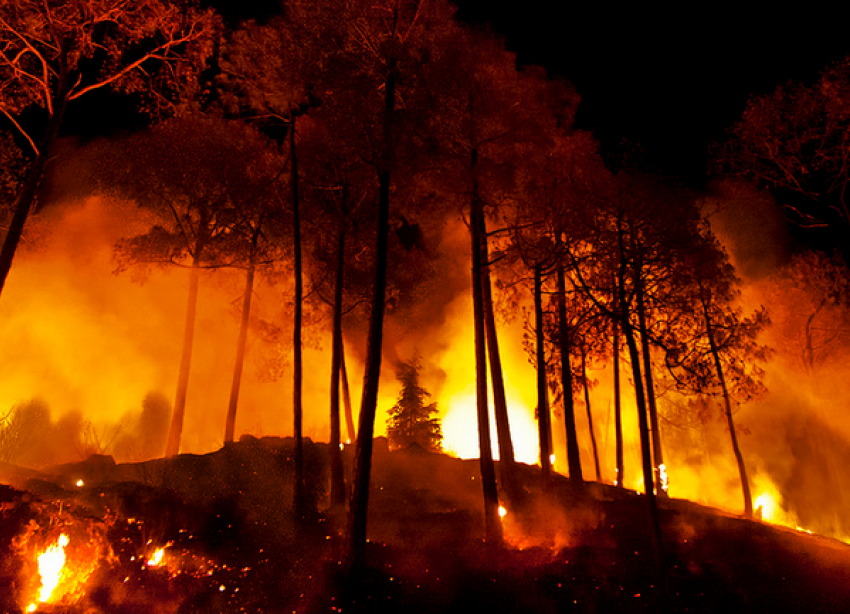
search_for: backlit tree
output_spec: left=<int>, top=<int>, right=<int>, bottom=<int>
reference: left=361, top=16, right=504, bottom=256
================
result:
left=0, top=0, right=214, bottom=297
left=386, top=357, right=442, bottom=452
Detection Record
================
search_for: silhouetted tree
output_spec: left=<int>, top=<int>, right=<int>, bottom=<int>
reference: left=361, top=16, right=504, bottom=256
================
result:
left=386, top=357, right=442, bottom=452
left=108, top=117, right=269, bottom=457
left=0, top=0, right=214, bottom=297
left=718, top=56, right=850, bottom=260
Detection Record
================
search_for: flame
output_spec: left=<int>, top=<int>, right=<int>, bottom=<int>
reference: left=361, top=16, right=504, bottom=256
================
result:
left=754, top=491, right=777, bottom=522
left=441, top=391, right=539, bottom=463
left=498, top=505, right=507, bottom=518
left=35, top=533, right=69, bottom=604
left=146, top=547, right=166, bottom=567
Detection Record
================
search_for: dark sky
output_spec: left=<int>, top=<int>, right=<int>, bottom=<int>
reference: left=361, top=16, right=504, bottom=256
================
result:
left=454, top=2, right=850, bottom=181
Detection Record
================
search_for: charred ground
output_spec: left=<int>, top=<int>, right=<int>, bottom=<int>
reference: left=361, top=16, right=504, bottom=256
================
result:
left=1, top=437, right=850, bottom=613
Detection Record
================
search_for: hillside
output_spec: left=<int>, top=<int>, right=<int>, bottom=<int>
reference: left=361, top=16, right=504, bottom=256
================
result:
left=2, top=436, right=850, bottom=613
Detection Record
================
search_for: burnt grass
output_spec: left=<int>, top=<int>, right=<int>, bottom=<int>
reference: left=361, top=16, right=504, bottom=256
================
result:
left=2, top=436, right=850, bottom=613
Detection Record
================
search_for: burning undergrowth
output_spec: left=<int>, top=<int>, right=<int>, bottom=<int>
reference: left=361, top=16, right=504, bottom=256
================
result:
left=3, top=437, right=850, bottom=613
left=0, top=437, right=330, bottom=613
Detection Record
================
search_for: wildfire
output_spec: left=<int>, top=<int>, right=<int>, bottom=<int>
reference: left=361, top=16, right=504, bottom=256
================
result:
left=441, top=392, right=539, bottom=463
left=31, top=533, right=69, bottom=609
left=754, top=491, right=777, bottom=522
left=147, top=546, right=166, bottom=567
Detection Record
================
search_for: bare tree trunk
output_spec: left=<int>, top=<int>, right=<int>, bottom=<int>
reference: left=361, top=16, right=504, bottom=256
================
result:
left=165, top=257, right=202, bottom=458
left=580, top=344, right=601, bottom=482
left=341, top=339, right=355, bottom=444
left=612, top=315, right=624, bottom=488
left=344, top=63, right=397, bottom=573
left=330, top=224, right=347, bottom=509
left=617, top=216, right=663, bottom=557
left=534, top=264, right=552, bottom=484
left=480, top=215, right=516, bottom=473
left=224, top=243, right=258, bottom=444
left=557, top=266, right=582, bottom=482
left=636, top=278, right=666, bottom=497
left=470, top=168, right=502, bottom=544
left=701, top=289, right=753, bottom=518
left=290, top=113, right=307, bottom=520
left=622, top=313, right=663, bottom=555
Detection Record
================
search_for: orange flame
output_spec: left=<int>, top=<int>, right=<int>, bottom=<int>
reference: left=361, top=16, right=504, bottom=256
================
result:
left=32, top=533, right=69, bottom=607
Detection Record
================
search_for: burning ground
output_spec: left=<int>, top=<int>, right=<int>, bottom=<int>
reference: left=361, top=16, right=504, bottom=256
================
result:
left=2, top=437, right=850, bottom=613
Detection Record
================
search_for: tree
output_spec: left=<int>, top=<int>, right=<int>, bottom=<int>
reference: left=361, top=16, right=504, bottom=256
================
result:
left=763, top=250, right=850, bottom=372
left=223, top=137, right=288, bottom=446
left=386, top=357, right=442, bottom=451
left=107, top=117, right=273, bottom=457
left=0, top=0, right=214, bottom=297
left=664, top=229, right=771, bottom=518
left=718, top=57, right=850, bottom=259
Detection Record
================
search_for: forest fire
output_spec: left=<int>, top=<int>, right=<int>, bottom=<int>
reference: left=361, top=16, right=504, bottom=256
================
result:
left=4, top=0, right=850, bottom=611
left=15, top=524, right=102, bottom=612
left=33, top=533, right=68, bottom=606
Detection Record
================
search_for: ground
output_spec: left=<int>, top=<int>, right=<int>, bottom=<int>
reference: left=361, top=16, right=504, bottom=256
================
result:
left=1, top=436, right=849, bottom=613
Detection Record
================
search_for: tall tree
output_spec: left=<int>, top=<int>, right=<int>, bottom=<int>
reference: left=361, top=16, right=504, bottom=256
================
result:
left=222, top=129, right=288, bottom=445
left=0, top=0, right=213, bottom=297
left=665, top=230, right=770, bottom=518
left=107, top=117, right=261, bottom=457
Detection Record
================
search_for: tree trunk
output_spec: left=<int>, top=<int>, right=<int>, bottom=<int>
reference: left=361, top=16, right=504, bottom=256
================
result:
left=330, top=224, right=347, bottom=509
left=617, top=215, right=662, bottom=557
left=534, top=264, right=552, bottom=484
left=478, top=178, right=517, bottom=499
left=480, top=216, right=516, bottom=469
left=0, top=89, right=69, bottom=298
left=580, top=344, right=601, bottom=482
left=557, top=266, right=582, bottom=482
left=341, top=338, right=356, bottom=444
left=344, top=63, right=397, bottom=573
left=622, top=313, right=663, bottom=555
left=224, top=242, right=258, bottom=444
left=636, top=280, right=666, bottom=496
left=165, top=257, right=202, bottom=458
left=702, top=290, right=753, bottom=518
left=612, top=314, right=624, bottom=488
left=470, top=172, right=502, bottom=544
left=290, top=113, right=307, bottom=520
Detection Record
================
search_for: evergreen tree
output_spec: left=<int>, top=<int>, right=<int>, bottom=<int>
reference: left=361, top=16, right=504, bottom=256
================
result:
left=386, top=358, right=442, bottom=452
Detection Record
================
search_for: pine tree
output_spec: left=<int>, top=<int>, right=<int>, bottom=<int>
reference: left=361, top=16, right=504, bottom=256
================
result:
left=386, top=358, right=442, bottom=452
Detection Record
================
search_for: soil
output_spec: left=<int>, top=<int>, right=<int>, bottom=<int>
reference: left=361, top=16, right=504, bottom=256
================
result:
left=2, top=436, right=850, bottom=613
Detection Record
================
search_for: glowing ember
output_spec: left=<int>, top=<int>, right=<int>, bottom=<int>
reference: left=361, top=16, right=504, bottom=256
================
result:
left=36, top=533, right=69, bottom=603
left=75, top=479, right=84, bottom=487
left=498, top=505, right=507, bottom=518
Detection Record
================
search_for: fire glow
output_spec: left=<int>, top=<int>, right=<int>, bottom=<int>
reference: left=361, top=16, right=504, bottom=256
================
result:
left=31, top=533, right=69, bottom=609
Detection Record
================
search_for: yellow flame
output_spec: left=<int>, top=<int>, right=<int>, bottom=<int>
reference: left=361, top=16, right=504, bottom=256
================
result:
left=146, top=547, right=165, bottom=567
left=498, top=505, right=507, bottom=518
left=37, top=533, right=69, bottom=603
left=441, top=392, right=539, bottom=463
left=754, top=491, right=777, bottom=522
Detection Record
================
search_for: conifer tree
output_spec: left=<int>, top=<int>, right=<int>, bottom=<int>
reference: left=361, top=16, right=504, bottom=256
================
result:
left=386, top=358, right=442, bottom=452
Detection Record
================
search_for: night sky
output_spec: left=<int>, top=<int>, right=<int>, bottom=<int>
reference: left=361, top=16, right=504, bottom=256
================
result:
left=454, top=2, right=850, bottom=182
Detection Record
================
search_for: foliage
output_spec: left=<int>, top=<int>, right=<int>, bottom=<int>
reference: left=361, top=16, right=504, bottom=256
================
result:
left=763, top=249, right=850, bottom=370
left=108, top=116, right=285, bottom=277
left=718, top=56, right=850, bottom=252
left=386, top=357, right=442, bottom=452
left=0, top=0, right=215, bottom=135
